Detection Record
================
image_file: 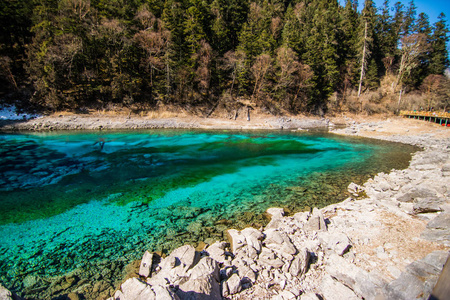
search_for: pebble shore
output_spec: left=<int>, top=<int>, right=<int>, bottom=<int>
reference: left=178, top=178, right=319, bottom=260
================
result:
left=1, top=115, right=449, bottom=300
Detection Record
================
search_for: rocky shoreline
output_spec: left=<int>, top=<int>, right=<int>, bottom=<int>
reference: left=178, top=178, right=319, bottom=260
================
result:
left=0, top=114, right=329, bottom=132
left=1, top=116, right=449, bottom=300
left=104, top=119, right=450, bottom=300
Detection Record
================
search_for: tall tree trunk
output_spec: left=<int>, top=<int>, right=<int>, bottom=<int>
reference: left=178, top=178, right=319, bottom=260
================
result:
left=357, top=21, right=368, bottom=103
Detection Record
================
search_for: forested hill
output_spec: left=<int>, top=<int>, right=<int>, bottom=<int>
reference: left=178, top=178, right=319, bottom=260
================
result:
left=0, top=0, right=449, bottom=115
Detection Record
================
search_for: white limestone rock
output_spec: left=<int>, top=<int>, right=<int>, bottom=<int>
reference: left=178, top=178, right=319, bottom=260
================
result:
left=304, top=208, right=327, bottom=232
left=0, top=284, right=15, bottom=300
left=266, top=207, right=285, bottom=219
left=225, top=273, right=242, bottom=296
left=325, top=254, right=386, bottom=300
left=259, top=247, right=285, bottom=269
left=348, top=182, right=365, bottom=197
left=319, top=275, right=360, bottom=300
left=318, top=232, right=352, bottom=256
left=300, top=292, right=320, bottom=300
left=241, top=227, right=264, bottom=254
left=120, top=278, right=156, bottom=300
left=205, top=241, right=227, bottom=264
left=168, top=244, right=198, bottom=271
left=264, top=229, right=297, bottom=257
left=139, top=251, right=153, bottom=278
left=226, top=229, right=247, bottom=253
left=289, top=248, right=310, bottom=277
left=177, top=257, right=221, bottom=300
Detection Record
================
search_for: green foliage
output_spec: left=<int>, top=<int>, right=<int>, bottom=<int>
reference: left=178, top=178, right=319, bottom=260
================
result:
left=1, top=0, right=448, bottom=115
left=429, top=13, right=450, bottom=75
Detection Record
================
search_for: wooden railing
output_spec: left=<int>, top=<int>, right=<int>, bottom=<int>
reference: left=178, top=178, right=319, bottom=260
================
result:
left=400, top=110, right=450, bottom=126
left=400, top=111, right=450, bottom=118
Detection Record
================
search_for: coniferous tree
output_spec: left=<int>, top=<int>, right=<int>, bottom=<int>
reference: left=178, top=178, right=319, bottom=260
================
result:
left=339, top=0, right=359, bottom=97
left=375, top=0, right=397, bottom=75
left=402, top=0, right=417, bottom=36
left=429, top=13, right=449, bottom=75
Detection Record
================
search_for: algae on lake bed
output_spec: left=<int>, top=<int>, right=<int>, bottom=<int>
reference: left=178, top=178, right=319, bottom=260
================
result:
left=0, top=130, right=418, bottom=294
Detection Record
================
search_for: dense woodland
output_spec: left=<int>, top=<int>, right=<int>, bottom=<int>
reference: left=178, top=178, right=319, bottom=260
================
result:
left=0, top=0, right=449, bottom=116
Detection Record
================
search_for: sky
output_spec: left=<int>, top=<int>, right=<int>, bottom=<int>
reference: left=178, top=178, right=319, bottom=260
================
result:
left=338, top=0, right=450, bottom=25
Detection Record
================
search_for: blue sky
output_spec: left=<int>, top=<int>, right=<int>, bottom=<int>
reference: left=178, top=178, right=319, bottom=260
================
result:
left=339, top=0, right=450, bottom=24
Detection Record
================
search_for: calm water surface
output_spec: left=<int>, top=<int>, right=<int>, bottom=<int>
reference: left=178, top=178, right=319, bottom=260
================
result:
left=0, top=129, right=417, bottom=292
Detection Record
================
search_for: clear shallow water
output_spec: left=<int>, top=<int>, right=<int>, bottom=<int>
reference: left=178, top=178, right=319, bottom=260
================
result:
left=0, top=130, right=417, bottom=293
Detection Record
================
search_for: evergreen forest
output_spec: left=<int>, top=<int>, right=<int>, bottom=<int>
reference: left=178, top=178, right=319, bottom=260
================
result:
left=0, top=0, right=449, bottom=115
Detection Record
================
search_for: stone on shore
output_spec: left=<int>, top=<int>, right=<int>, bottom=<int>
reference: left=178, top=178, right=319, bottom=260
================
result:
left=138, top=251, right=153, bottom=278
left=421, top=213, right=450, bottom=246
left=319, top=275, right=360, bottom=300
left=304, top=208, right=327, bottom=232
left=177, top=257, right=221, bottom=300
left=383, top=251, right=448, bottom=300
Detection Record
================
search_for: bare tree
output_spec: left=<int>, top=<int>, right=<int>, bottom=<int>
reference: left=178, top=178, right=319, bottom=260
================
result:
left=395, top=33, right=429, bottom=106
left=134, top=8, right=170, bottom=90
left=251, top=53, right=272, bottom=101
left=222, top=50, right=246, bottom=96
left=421, top=74, right=449, bottom=111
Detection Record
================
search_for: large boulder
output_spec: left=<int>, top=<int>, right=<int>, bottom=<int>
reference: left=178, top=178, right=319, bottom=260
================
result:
left=325, top=254, right=386, bottom=300
left=226, top=229, right=247, bottom=254
left=118, top=278, right=179, bottom=300
left=412, top=198, right=446, bottom=214
left=421, top=213, right=450, bottom=246
left=177, top=257, right=221, bottom=300
left=139, top=251, right=154, bottom=278
left=304, top=208, right=327, bottom=232
left=222, top=273, right=242, bottom=297
left=318, top=232, right=352, bottom=256
left=204, top=242, right=227, bottom=264
left=263, top=229, right=297, bottom=258
left=383, top=251, right=448, bottom=300
left=289, top=248, right=310, bottom=277
left=319, top=275, right=359, bottom=300
left=397, top=188, right=437, bottom=203
left=168, top=245, right=198, bottom=271
left=241, top=227, right=264, bottom=255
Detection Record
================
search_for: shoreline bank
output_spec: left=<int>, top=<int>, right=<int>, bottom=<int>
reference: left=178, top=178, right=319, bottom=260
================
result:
left=1, top=115, right=449, bottom=300
left=0, top=113, right=330, bottom=132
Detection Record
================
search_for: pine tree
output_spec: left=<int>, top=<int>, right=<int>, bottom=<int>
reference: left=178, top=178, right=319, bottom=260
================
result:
left=429, top=13, right=449, bottom=75
left=402, top=0, right=417, bottom=36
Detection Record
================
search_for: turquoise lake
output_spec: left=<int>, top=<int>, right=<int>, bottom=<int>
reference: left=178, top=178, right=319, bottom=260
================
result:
left=0, top=130, right=418, bottom=292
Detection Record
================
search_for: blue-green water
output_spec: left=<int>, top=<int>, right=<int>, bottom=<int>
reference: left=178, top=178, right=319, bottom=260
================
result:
left=0, top=130, right=417, bottom=295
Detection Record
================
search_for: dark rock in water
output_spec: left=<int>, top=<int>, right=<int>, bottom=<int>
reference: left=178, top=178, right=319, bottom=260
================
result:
left=421, top=213, right=450, bottom=246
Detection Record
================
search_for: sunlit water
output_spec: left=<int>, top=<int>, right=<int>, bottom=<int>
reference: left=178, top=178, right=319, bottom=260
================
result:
left=0, top=130, right=417, bottom=292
